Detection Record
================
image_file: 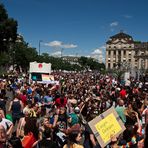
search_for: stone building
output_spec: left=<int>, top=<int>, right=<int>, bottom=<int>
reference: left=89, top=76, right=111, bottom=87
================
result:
left=106, top=32, right=148, bottom=74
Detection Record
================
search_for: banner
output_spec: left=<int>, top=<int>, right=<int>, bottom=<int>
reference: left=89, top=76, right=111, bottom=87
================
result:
left=29, top=62, right=51, bottom=73
left=88, top=107, right=126, bottom=148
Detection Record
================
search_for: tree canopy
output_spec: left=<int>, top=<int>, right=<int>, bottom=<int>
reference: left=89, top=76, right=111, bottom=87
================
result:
left=0, top=3, right=18, bottom=53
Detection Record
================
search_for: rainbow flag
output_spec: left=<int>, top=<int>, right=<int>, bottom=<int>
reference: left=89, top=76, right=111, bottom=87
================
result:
left=42, top=74, right=50, bottom=81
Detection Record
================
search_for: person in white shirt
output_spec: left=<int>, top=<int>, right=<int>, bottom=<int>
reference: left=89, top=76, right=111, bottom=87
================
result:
left=0, top=109, right=13, bottom=136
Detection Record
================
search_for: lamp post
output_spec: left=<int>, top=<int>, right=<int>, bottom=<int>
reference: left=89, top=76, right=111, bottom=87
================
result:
left=39, top=40, right=43, bottom=55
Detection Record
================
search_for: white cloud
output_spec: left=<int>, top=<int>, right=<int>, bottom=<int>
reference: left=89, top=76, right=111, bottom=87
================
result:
left=51, top=51, right=61, bottom=56
left=44, top=41, right=62, bottom=47
left=110, top=21, right=119, bottom=27
left=91, top=45, right=106, bottom=55
left=123, top=15, right=132, bottom=19
left=63, top=44, right=77, bottom=48
left=86, top=55, right=91, bottom=58
left=92, top=48, right=102, bottom=55
left=44, top=40, right=77, bottom=49
left=90, top=45, right=106, bottom=63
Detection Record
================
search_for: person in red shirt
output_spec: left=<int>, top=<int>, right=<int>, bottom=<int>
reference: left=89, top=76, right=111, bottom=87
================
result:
left=120, top=86, right=127, bottom=99
left=20, top=90, right=27, bottom=107
left=55, top=94, right=67, bottom=108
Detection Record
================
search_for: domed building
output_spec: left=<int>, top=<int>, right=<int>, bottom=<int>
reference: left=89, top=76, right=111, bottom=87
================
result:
left=106, top=31, right=148, bottom=75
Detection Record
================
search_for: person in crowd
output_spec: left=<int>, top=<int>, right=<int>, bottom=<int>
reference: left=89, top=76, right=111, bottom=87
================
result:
left=83, top=112, right=100, bottom=148
left=35, top=128, right=56, bottom=148
left=43, top=89, right=54, bottom=113
left=0, top=93, right=6, bottom=115
left=16, top=109, right=30, bottom=138
left=0, top=125, right=7, bottom=147
left=8, top=93, right=23, bottom=125
left=119, top=86, right=127, bottom=100
left=8, top=136, right=23, bottom=148
left=0, top=71, right=147, bottom=148
left=55, top=94, right=67, bottom=109
left=0, top=108, right=13, bottom=137
left=21, top=117, right=38, bottom=148
left=20, top=90, right=27, bottom=107
left=115, top=99, right=126, bottom=124
left=63, top=130, right=84, bottom=148
left=39, top=116, right=53, bottom=139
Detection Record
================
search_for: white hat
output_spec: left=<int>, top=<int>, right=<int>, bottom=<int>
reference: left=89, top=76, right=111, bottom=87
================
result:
left=74, top=107, right=80, bottom=113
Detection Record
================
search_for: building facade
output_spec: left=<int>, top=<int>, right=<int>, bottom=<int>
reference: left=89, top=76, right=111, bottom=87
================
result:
left=106, top=32, right=148, bottom=73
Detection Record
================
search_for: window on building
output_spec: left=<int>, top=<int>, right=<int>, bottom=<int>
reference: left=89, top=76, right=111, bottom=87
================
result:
left=108, top=51, right=111, bottom=55
left=114, top=51, right=116, bottom=55
left=118, top=51, right=121, bottom=55
left=113, top=63, right=116, bottom=68
left=141, top=52, right=144, bottom=56
left=135, top=51, right=138, bottom=55
left=124, top=50, right=126, bottom=55
left=108, top=63, right=110, bottom=69
left=129, top=51, right=131, bottom=58
left=114, top=46, right=116, bottom=48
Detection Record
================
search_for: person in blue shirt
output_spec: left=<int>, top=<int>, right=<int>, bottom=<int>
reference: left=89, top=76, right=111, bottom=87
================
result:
left=43, top=90, right=54, bottom=113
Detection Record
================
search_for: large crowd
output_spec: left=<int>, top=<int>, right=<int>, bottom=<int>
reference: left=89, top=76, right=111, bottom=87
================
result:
left=0, top=71, right=147, bottom=148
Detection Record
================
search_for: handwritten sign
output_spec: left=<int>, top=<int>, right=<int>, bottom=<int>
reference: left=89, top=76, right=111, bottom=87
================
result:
left=95, top=113, right=122, bottom=143
left=88, top=107, right=125, bottom=148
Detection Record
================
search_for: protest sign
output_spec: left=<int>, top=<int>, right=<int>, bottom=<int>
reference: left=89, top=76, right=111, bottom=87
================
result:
left=88, top=107, right=125, bottom=148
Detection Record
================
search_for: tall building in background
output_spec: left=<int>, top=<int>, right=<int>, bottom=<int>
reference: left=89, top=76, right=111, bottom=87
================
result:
left=106, top=32, right=148, bottom=74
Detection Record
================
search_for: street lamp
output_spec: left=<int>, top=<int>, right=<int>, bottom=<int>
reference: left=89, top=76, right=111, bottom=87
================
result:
left=39, top=40, right=43, bottom=55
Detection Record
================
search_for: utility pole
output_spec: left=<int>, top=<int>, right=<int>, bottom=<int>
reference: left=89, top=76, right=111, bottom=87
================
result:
left=39, top=40, right=43, bottom=55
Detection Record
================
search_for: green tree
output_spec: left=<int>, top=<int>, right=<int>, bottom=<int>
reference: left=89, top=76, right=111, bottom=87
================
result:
left=78, top=56, right=88, bottom=70
left=14, top=38, right=38, bottom=72
left=0, top=3, right=17, bottom=53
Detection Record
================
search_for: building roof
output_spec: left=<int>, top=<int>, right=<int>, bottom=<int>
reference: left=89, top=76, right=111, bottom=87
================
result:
left=110, top=32, right=132, bottom=39
left=106, top=32, right=134, bottom=44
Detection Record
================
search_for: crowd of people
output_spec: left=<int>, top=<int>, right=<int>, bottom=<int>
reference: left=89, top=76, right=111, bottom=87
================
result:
left=0, top=71, right=147, bottom=148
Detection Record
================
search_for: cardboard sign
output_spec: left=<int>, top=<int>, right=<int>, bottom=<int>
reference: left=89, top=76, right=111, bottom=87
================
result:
left=88, top=107, right=126, bottom=148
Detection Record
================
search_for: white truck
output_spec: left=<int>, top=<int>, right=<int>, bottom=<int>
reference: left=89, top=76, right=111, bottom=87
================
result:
left=29, top=61, right=52, bottom=83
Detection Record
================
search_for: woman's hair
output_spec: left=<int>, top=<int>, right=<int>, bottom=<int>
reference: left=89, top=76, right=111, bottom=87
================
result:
left=123, top=125, right=136, bottom=142
left=8, top=136, right=23, bottom=148
left=40, top=106, right=46, bottom=117
left=24, top=117, right=39, bottom=140
left=68, top=131, right=80, bottom=144
left=43, top=128, right=51, bottom=139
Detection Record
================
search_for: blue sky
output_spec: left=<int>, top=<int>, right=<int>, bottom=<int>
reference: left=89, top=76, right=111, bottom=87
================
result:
left=1, top=0, right=148, bottom=60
